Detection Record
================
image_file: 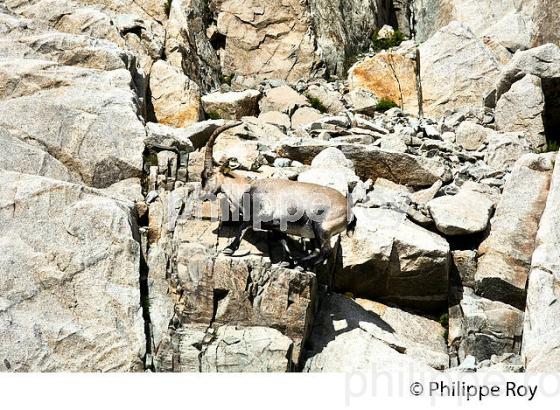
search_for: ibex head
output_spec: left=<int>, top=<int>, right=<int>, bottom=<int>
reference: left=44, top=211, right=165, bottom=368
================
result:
left=200, top=122, right=242, bottom=198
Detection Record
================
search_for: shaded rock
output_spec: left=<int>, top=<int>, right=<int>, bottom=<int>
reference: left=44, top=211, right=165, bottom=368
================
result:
left=339, top=144, right=451, bottom=188
left=452, top=288, right=523, bottom=363
left=165, top=0, right=221, bottom=91
left=150, top=59, right=202, bottom=127
left=201, top=89, right=260, bottom=120
left=151, top=201, right=318, bottom=366
left=475, top=153, right=555, bottom=309
left=309, top=0, right=393, bottom=77
left=478, top=353, right=524, bottom=373
left=495, top=74, right=546, bottom=150
left=452, top=250, right=477, bottom=288
left=522, top=152, right=560, bottom=372
left=303, top=293, right=444, bottom=372
left=336, top=207, right=450, bottom=311
left=0, top=171, right=144, bottom=371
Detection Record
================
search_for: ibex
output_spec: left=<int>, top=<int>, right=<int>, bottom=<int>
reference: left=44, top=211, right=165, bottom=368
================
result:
left=200, top=122, right=356, bottom=268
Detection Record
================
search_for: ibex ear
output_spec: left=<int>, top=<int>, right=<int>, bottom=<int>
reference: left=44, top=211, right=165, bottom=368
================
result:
left=220, top=157, right=240, bottom=175
left=228, top=157, right=240, bottom=170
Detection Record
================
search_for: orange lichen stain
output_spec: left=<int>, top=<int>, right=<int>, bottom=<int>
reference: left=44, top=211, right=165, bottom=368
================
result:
left=350, top=53, right=419, bottom=112
left=159, top=105, right=201, bottom=128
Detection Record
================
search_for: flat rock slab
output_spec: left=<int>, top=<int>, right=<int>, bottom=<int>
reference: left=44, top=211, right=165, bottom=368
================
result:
left=523, top=152, right=560, bottom=372
left=428, top=186, right=494, bottom=236
left=201, top=89, right=260, bottom=120
left=155, top=324, right=293, bottom=372
left=336, top=207, right=450, bottom=311
left=475, top=153, right=555, bottom=309
left=278, top=140, right=451, bottom=188
left=0, top=171, right=145, bottom=371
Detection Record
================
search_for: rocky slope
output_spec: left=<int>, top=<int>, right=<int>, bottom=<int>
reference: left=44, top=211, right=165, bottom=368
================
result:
left=1, top=0, right=560, bottom=373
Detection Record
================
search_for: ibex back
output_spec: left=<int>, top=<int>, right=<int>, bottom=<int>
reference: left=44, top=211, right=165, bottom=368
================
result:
left=200, top=122, right=355, bottom=267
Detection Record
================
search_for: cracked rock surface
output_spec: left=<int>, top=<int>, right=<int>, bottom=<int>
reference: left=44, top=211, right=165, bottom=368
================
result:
left=2, top=0, right=560, bottom=374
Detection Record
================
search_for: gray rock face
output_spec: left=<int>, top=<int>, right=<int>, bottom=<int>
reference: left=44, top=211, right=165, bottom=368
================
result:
left=5, top=0, right=165, bottom=75
left=523, top=152, right=560, bottom=372
left=165, top=0, right=221, bottom=91
left=0, top=58, right=145, bottom=188
left=484, top=132, right=533, bottom=171
left=154, top=324, right=293, bottom=372
left=201, top=326, right=293, bottom=372
left=495, top=74, right=546, bottom=150
left=304, top=293, right=446, bottom=372
left=211, top=0, right=319, bottom=82
left=419, top=22, right=502, bottom=118
left=2, top=31, right=136, bottom=71
left=149, top=187, right=318, bottom=369
left=496, top=44, right=560, bottom=99
left=309, top=0, right=392, bottom=77
left=336, top=207, right=450, bottom=311
left=5, top=0, right=560, bottom=375
left=414, top=0, right=536, bottom=50
left=0, top=171, right=145, bottom=371
left=475, top=153, right=555, bottom=309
